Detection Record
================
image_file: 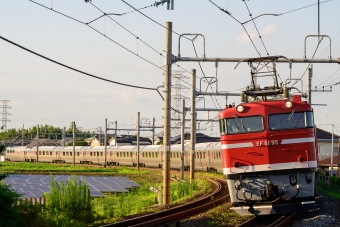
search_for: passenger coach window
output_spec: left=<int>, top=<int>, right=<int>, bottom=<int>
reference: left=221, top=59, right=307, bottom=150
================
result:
left=269, top=111, right=314, bottom=130
left=219, top=116, right=263, bottom=135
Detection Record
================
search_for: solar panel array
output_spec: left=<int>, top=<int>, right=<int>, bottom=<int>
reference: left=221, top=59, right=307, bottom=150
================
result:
left=3, top=175, right=140, bottom=198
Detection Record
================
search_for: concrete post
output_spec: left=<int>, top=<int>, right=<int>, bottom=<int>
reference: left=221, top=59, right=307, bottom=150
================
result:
left=104, top=118, right=107, bottom=167
left=163, top=21, right=172, bottom=205
left=36, top=125, right=39, bottom=162
left=137, top=112, right=140, bottom=170
left=73, top=122, right=76, bottom=166
left=331, top=124, right=334, bottom=176
left=190, top=69, right=196, bottom=184
left=306, top=65, right=313, bottom=104
left=114, top=121, right=117, bottom=146
left=181, top=99, right=185, bottom=180
left=63, top=127, right=66, bottom=146
left=152, top=117, right=155, bottom=145
left=22, top=124, right=24, bottom=146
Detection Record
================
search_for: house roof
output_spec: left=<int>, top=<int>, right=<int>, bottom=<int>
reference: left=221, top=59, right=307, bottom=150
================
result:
left=319, top=154, right=340, bottom=166
left=316, top=127, right=340, bottom=141
left=156, top=133, right=220, bottom=144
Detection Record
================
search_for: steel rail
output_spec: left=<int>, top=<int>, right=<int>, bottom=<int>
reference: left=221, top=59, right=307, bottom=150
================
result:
left=100, top=179, right=229, bottom=227
left=236, top=212, right=299, bottom=227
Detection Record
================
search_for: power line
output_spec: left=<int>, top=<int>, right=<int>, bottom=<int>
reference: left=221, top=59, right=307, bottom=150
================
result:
left=243, top=1, right=269, bottom=56
left=315, top=66, right=340, bottom=87
left=0, top=35, right=163, bottom=98
left=121, top=0, right=191, bottom=41
left=242, top=0, right=333, bottom=24
left=89, top=2, right=193, bottom=77
left=319, top=29, right=340, bottom=58
left=29, top=0, right=194, bottom=90
left=291, top=38, right=324, bottom=87
left=208, top=0, right=261, bottom=57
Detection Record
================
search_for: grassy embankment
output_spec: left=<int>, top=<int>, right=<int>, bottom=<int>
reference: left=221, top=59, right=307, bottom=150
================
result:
left=0, top=162, right=213, bottom=226
left=0, top=162, right=150, bottom=175
left=1, top=162, right=254, bottom=226
left=317, top=176, right=340, bottom=199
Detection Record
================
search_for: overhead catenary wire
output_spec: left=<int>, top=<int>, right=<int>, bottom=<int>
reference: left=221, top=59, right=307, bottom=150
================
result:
left=208, top=0, right=261, bottom=57
left=0, top=35, right=164, bottom=99
left=121, top=0, right=191, bottom=41
left=291, top=37, right=324, bottom=87
left=242, top=0, right=333, bottom=24
left=243, top=0, right=269, bottom=56
left=89, top=2, right=193, bottom=76
left=28, top=0, right=194, bottom=89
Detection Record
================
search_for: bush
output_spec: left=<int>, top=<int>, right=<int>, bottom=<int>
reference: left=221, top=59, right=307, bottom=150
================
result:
left=0, top=182, right=23, bottom=227
left=329, top=176, right=340, bottom=186
left=44, top=175, right=94, bottom=226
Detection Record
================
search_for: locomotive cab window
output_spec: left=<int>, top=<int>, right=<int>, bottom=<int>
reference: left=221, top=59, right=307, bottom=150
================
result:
left=219, top=116, right=263, bottom=135
left=268, top=111, right=314, bottom=130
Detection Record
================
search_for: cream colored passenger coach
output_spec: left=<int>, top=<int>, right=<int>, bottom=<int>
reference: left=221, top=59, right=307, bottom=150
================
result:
left=5, top=142, right=222, bottom=172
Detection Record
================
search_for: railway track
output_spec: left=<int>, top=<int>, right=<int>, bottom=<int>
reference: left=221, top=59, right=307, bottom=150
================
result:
left=238, top=212, right=298, bottom=227
left=100, top=178, right=229, bottom=227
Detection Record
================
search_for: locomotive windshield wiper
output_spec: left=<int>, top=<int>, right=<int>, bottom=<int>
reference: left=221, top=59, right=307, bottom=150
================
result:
left=294, top=113, right=305, bottom=128
left=233, top=114, right=248, bottom=132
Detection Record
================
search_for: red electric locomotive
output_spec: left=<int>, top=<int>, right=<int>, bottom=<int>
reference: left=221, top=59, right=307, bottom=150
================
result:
left=219, top=56, right=317, bottom=215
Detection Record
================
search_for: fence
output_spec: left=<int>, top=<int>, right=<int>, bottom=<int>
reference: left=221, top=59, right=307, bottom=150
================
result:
left=16, top=197, right=45, bottom=206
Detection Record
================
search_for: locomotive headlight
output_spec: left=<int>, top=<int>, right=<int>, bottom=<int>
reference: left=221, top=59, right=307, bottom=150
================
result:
left=285, top=101, right=293, bottom=108
left=236, top=105, right=244, bottom=113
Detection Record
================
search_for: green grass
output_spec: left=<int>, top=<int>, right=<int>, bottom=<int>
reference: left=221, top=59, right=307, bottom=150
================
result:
left=317, top=178, right=340, bottom=199
left=0, top=162, right=149, bottom=175
left=91, top=176, right=211, bottom=225
left=207, top=203, right=253, bottom=227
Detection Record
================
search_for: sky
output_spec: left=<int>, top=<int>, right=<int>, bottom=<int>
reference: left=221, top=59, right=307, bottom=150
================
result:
left=1, top=0, right=340, bottom=138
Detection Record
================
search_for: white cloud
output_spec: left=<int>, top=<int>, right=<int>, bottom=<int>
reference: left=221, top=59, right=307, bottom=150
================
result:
left=235, top=29, right=256, bottom=44
left=263, top=23, right=278, bottom=37
left=235, top=23, right=278, bottom=44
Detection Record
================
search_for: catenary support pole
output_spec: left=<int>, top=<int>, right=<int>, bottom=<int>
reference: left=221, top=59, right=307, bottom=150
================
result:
left=104, top=118, right=107, bottom=168
left=63, top=127, right=66, bottom=146
left=181, top=99, right=185, bottom=180
left=22, top=124, right=24, bottom=146
left=306, top=65, right=313, bottom=104
left=99, top=127, right=102, bottom=146
left=338, top=139, right=340, bottom=177
left=163, top=21, right=172, bottom=205
left=36, top=124, right=39, bottom=162
left=152, top=117, right=155, bottom=145
left=73, top=121, right=76, bottom=166
left=137, top=112, right=140, bottom=170
left=114, top=121, right=117, bottom=146
left=331, top=124, right=334, bottom=176
left=190, top=69, right=196, bottom=184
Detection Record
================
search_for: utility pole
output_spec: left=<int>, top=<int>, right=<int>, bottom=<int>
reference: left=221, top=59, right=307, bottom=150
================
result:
left=104, top=118, right=107, bottom=168
left=99, top=127, right=102, bottom=146
left=22, top=124, right=24, bottom=146
left=306, top=65, right=313, bottom=104
left=114, top=121, right=117, bottom=146
left=181, top=99, right=185, bottom=180
left=137, top=112, right=140, bottom=170
left=73, top=121, right=76, bottom=166
left=318, top=0, right=320, bottom=41
left=36, top=125, right=39, bottom=162
left=190, top=69, right=196, bottom=184
left=338, top=139, right=340, bottom=177
left=62, top=127, right=66, bottom=146
left=331, top=124, right=334, bottom=176
left=163, top=21, right=172, bottom=205
left=152, top=117, right=155, bottom=145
